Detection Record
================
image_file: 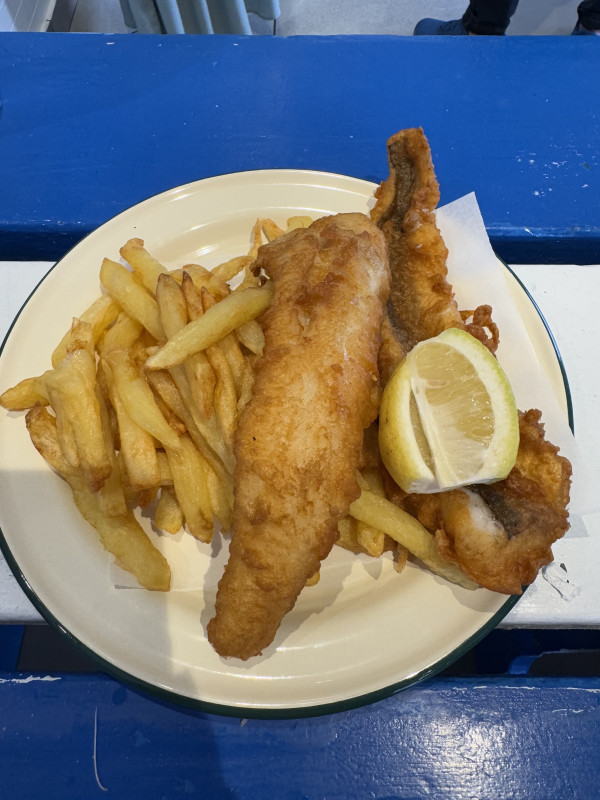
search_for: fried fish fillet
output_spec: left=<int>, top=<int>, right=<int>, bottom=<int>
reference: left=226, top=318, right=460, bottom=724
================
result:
left=371, top=127, right=498, bottom=382
left=374, top=128, right=571, bottom=595
left=394, top=411, right=572, bottom=595
left=207, top=213, right=390, bottom=660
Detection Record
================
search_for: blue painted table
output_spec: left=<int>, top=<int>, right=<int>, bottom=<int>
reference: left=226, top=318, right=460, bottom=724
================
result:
left=1, top=32, right=600, bottom=799
left=0, top=33, right=598, bottom=263
left=1, top=673, right=599, bottom=799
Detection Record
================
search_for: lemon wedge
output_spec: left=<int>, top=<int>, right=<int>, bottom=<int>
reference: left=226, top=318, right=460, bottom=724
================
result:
left=378, top=328, right=519, bottom=494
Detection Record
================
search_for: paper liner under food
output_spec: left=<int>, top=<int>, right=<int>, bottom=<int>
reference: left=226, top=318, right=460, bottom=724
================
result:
left=436, top=192, right=594, bottom=517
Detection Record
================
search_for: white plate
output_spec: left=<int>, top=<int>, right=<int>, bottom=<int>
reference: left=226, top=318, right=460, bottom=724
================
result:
left=0, top=171, right=570, bottom=717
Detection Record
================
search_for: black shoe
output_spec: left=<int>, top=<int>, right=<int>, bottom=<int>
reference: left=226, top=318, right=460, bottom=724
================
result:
left=414, top=18, right=469, bottom=35
left=571, top=22, right=598, bottom=35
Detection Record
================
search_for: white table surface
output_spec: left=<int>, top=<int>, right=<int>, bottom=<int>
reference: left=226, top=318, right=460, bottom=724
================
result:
left=1, top=261, right=598, bottom=626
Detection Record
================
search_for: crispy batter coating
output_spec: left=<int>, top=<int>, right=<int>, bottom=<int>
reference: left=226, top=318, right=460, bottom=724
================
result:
left=374, top=128, right=571, bottom=595
left=207, top=213, right=390, bottom=659
left=372, top=128, right=498, bottom=381
left=401, top=411, right=572, bottom=595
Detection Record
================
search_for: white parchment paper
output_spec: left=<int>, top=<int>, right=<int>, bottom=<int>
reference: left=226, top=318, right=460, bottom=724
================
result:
left=436, top=192, right=593, bottom=516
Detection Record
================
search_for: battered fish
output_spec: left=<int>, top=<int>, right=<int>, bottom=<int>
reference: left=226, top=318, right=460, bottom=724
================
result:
left=397, top=411, right=572, bottom=595
left=207, top=213, right=390, bottom=660
left=374, top=128, right=571, bottom=595
left=372, top=127, right=498, bottom=381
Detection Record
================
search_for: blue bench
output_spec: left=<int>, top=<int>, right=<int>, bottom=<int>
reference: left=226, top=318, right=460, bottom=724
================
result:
left=0, top=33, right=598, bottom=264
left=0, top=672, right=597, bottom=798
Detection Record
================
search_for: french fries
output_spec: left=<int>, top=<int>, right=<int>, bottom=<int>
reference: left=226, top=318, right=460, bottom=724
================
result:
left=211, top=255, right=253, bottom=284
left=156, top=272, right=216, bottom=421
left=0, top=374, right=50, bottom=411
left=235, top=319, right=265, bottom=356
left=145, top=284, right=273, bottom=370
left=1, top=213, right=475, bottom=599
left=104, top=367, right=161, bottom=492
left=164, top=433, right=213, bottom=542
left=119, top=237, right=169, bottom=294
left=95, top=383, right=128, bottom=517
left=102, top=348, right=181, bottom=452
left=100, top=258, right=164, bottom=341
left=354, top=468, right=391, bottom=559
left=1, top=223, right=274, bottom=590
left=175, top=263, right=230, bottom=301
left=44, top=321, right=112, bottom=493
left=349, top=490, right=478, bottom=590
left=155, top=486, right=184, bottom=534
left=25, top=405, right=170, bottom=592
left=52, top=294, right=120, bottom=368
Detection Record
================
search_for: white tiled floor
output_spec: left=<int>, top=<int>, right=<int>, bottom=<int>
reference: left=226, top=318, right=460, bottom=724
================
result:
left=0, top=0, right=585, bottom=35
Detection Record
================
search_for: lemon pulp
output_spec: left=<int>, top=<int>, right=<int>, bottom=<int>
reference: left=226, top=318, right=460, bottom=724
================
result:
left=378, top=328, right=519, bottom=494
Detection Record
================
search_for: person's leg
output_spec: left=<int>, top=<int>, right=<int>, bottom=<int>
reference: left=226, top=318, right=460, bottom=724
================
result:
left=414, top=0, right=518, bottom=36
left=575, top=0, right=600, bottom=31
left=462, top=0, right=519, bottom=35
